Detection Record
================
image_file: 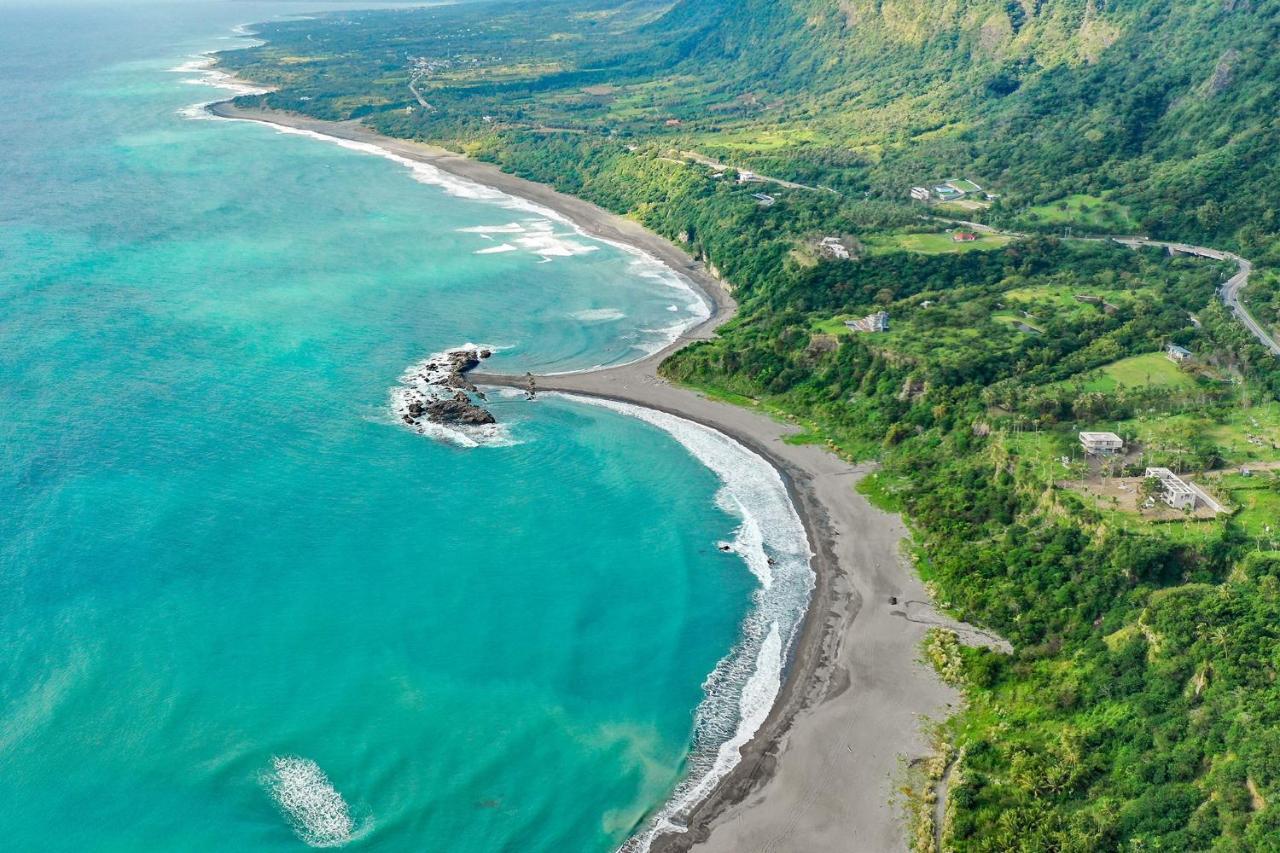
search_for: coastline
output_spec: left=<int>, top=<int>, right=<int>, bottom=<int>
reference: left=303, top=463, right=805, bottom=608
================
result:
left=206, top=101, right=735, bottom=353
left=205, top=99, right=989, bottom=852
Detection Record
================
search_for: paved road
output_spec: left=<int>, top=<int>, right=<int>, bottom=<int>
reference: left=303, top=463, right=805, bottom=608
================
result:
left=679, top=150, right=834, bottom=193
left=1113, top=238, right=1278, bottom=357
left=929, top=214, right=1277, bottom=358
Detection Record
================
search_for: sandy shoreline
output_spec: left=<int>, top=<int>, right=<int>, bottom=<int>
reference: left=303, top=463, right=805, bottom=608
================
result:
left=206, top=99, right=988, bottom=852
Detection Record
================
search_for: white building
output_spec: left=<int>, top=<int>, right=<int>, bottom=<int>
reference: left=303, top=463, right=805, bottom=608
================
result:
left=847, top=311, right=889, bottom=333
left=1144, top=467, right=1199, bottom=510
left=910, top=186, right=931, bottom=201
left=1166, top=344, right=1192, bottom=363
left=819, top=236, right=850, bottom=259
left=1079, top=431, right=1124, bottom=455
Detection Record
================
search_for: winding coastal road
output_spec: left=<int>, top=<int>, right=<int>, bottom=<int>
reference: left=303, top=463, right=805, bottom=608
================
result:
left=931, top=215, right=1278, bottom=357
left=1112, top=238, right=1277, bottom=357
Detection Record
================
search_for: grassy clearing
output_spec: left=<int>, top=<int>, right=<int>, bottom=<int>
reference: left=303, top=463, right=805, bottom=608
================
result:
left=1002, top=282, right=1139, bottom=310
left=688, top=126, right=824, bottom=152
left=993, top=312, right=1045, bottom=334
left=857, top=470, right=911, bottom=512
left=812, top=315, right=853, bottom=336
left=1211, top=471, right=1280, bottom=538
left=864, top=231, right=1013, bottom=255
left=1021, top=193, right=1136, bottom=232
left=936, top=199, right=990, bottom=214
left=1119, top=403, right=1280, bottom=467
left=1062, top=352, right=1199, bottom=393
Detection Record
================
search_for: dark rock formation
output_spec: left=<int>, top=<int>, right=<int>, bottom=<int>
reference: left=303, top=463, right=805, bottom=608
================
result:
left=425, top=391, right=496, bottom=426
left=399, top=346, right=499, bottom=430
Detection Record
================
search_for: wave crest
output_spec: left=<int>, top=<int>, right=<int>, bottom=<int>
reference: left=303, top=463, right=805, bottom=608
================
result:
left=265, top=756, right=357, bottom=848
left=557, top=396, right=813, bottom=852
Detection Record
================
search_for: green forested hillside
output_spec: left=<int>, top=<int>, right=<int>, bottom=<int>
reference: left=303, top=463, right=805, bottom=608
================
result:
left=225, top=0, right=1280, bottom=255
left=218, top=1, right=1280, bottom=849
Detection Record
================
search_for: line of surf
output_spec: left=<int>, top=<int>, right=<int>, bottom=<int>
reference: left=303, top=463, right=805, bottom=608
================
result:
left=236, top=120, right=709, bottom=364
left=175, top=58, right=709, bottom=367
left=554, top=394, right=814, bottom=853
left=176, top=37, right=816, bottom=853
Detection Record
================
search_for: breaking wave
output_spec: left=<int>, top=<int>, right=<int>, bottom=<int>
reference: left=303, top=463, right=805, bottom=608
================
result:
left=173, top=37, right=708, bottom=360
left=265, top=756, right=360, bottom=848
left=170, top=34, right=272, bottom=120
left=557, top=396, right=814, bottom=853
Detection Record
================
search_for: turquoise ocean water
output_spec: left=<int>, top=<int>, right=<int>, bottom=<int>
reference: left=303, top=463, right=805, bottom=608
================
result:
left=0, top=3, right=811, bottom=850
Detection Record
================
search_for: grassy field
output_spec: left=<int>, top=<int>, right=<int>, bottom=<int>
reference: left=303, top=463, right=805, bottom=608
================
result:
left=992, top=312, right=1045, bottom=334
left=1118, top=403, right=1280, bottom=466
left=1002, top=407, right=1280, bottom=474
left=811, top=314, right=859, bottom=336
left=863, top=231, right=1013, bottom=255
left=997, top=283, right=1141, bottom=331
left=1003, top=282, right=1139, bottom=310
left=935, top=199, right=990, bottom=214
left=1065, top=352, right=1199, bottom=393
left=1212, top=471, right=1280, bottom=538
left=1020, top=193, right=1136, bottom=232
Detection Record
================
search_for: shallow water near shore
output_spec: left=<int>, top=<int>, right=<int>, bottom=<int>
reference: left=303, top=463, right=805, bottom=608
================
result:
left=0, top=2, right=808, bottom=851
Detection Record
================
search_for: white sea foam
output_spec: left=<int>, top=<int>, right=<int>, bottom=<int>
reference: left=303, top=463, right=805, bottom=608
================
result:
left=191, top=89, right=706, bottom=350
left=389, top=344, right=519, bottom=448
left=556, top=396, right=813, bottom=853
left=170, top=29, right=272, bottom=120
left=265, top=756, right=358, bottom=848
left=458, top=223, right=526, bottom=234
left=571, top=308, right=626, bottom=323
left=176, top=26, right=708, bottom=360
left=474, top=244, right=518, bottom=254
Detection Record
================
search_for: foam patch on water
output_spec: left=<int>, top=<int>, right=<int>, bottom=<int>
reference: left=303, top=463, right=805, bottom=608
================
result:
left=474, top=244, right=518, bottom=254
left=265, top=756, right=359, bottom=848
left=389, top=344, right=519, bottom=448
left=458, top=223, right=526, bottom=235
left=571, top=308, right=626, bottom=323
left=557, top=396, right=813, bottom=853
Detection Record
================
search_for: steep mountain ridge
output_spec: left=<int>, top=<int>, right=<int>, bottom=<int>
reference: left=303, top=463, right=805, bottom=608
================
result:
left=641, top=0, right=1280, bottom=250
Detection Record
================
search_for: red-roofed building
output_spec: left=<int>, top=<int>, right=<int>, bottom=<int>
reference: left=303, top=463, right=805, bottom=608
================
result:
left=952, top=232, right=978, bottom=242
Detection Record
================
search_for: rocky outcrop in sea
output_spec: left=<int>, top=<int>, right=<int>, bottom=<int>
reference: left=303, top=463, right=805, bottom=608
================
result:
left=393, top=346, right=500, bottom=437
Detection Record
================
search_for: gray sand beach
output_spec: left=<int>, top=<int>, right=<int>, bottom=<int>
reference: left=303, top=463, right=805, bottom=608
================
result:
left=210, top=99, right=995, bottom=852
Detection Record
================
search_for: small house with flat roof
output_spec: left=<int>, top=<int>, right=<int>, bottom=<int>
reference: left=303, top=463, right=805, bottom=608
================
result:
left=1080, top=431, right=1124, bottom=455
left=1166, top=344, right=1192, bottom=363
